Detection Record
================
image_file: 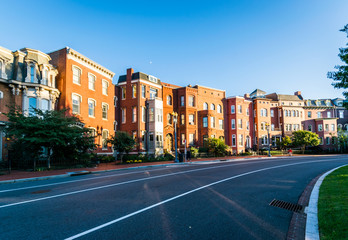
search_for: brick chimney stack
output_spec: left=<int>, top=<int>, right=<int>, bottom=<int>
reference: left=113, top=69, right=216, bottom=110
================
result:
left=294, top=91, right=301, bottom=96
left=244, top=93, right=250, bottom=99
left=126, top=68, right=134, bottom=83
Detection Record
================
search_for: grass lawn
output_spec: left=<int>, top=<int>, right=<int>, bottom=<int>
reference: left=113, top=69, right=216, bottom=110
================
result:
left=318, top=165, right=348, bottom=240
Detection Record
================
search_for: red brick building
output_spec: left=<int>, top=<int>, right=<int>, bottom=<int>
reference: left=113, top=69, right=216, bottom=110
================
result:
left=49, top=47, right=115, bottom=154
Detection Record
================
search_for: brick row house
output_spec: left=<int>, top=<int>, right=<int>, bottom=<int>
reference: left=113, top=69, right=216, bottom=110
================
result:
left=49, top=47, right=115, bottom=154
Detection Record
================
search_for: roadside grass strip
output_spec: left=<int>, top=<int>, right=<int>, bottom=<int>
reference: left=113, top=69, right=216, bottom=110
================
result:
left=318, top=165, right=348, bottom=240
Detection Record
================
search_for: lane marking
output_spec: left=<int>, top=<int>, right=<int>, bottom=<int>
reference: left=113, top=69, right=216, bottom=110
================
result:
left=64, top=159, right=348, bottom=240
left=1, top=155, right=341, bottom=193
left=0, top=157, right=286, bottom=193
left=0, top=157, right=346, bottom=210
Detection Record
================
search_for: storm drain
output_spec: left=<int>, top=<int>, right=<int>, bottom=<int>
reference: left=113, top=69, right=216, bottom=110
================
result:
left=269, top=199, right=303, bottom=213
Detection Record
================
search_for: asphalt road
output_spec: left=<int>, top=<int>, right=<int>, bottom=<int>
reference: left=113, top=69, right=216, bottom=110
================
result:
left=1, top=155, right=347, bottom=240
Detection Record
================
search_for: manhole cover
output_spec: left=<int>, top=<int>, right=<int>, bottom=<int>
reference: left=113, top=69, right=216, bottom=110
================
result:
left=269, top=199, right=303, bottom=213
left=31, top=189, right=51, bottom=194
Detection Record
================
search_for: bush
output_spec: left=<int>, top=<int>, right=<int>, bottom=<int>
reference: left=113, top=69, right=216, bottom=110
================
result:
left=190, top=147, right=199, bottom=158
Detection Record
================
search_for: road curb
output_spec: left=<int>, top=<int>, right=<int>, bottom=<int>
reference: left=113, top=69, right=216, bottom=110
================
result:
left=305, top=164, right=348, bottom=240
left=0, top=173, right=70, bottom=184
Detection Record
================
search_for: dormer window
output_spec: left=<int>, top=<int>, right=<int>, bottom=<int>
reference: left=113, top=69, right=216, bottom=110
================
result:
left=30, top=65, right=35, bottom=83
left=42, top=68, right=48, bottom=85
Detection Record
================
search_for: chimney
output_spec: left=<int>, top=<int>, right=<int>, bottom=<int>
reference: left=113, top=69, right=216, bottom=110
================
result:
left=126, top=68, right=134, bottom=83
left=244, top=93, right=250, bottom=99
left=294, top=91, right=301, bottom=96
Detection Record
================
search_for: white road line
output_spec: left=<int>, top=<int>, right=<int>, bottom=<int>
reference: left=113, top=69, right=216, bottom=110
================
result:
left=64, top=160, right=343, bottom=240
left=0, top=158, right=282, bottom=193
left=0, top=160, right=267, bottom=208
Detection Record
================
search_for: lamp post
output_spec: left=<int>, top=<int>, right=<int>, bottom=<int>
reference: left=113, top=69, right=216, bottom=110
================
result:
left=171, top=112, right=179, bottom=163
left=266, top=123, right=272, bottom=157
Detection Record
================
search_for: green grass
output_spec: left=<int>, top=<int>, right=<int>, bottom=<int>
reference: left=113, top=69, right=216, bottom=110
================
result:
left=318, top=165, right=348, bottom=240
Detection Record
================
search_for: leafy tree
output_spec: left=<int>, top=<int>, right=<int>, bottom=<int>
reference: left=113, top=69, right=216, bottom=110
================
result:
left=276, top=136, right=292, bottom=150
left=335, top=127, right=348, bottom=152
left=328, top=24, right=348, bottom=107
left=207, top=137, right=228, bottom=156
left=4, top=107, right=96, bottom=170
left=108, top=131, right=136, bottom=163
left=292, top=130, right=320, bottom=154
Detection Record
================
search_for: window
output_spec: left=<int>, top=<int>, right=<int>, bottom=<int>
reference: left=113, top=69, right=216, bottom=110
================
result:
left=318, top=124, right=323, bottom=131
left=42, top=68, right=48, bottom=85
left=292, top=110, right=296, bottom=117
left=231, top=105, right=235, bottom=113
left=0, top=61, right=2, bottom=77
left=88, top=74, right=96, bottom=90
left=246, top=121, right=249, bottom=130
left=149, top=108, right=154, bottom=122
left=72, top=66, right=81, bottom=84
left=238, top=105, right=242, bottom=113
left=180, top=96, right=185, bottom=106
left=326, top=137, right=330, bottom=145
left=238, top=119, right=242, bottom=129
left=339, top=110, right=344, bottom=118
left=325, top=124, right=329, bottom=131
left=308, top=125, right=312, bottom=131
left=317, top=112, right=322, bottom=118
left=188, top=96, right=195, bottom=107
left=271, top=124, right=274, bottom=131
left=189, top=114, right=194, bottom=125
left=102, top=80, right=109, bottom=95
left=132, top=106, right=137, bottom=122
left=157, top=109, right=163, bottom=122
left=28, top=97, right=37, bottom=115
left=211, top=104, right=215, bottom=110
left=121, top=87, right=126, bottom=99
left=210, top=117, right=215, bottom=128
left=232, top=135, right=236, bottom=146
left=181, top=114, right=185, bottom=125
left=231, top=119, right=235, bottom=129
left=217, top=105, right=222, bottom=113
left=156, top=133, right=163, bottom=147
left=319, top=137, right=323, bottom=145
left=132, top=131, right=137, bottom=140
left=167, top=113, right=172, bottom=125
left=132, top=85, right=137, bottom=98
left=246, top=107, right=249, bottom=116
left=102, top=103, right=108, bottom=119
left=219, top=119, right=223, bottom=129
left=203, top=102, right=208, bottom=110
left=30, top=65, right=35, bottom=83
left=72, top=94, right=81, bottom=114
left=261, top=122, right=265, bottom=131
left=141, top=85, right=146, bottom=98
left=238, top=134, right=243, bottom=146
left=167, top=95, right=172, bottom=105
left=150, top=88, right=157, bottom=99
left=189, top=134, right=194, bottom=146
left=41, top=99, right=49, bottom=112
left=120, top=108, right=127, bottom=125
left=261, top=108, right=267, bottom=117
left=102, top=130, right=109, bottom=149
left=271, top=110, right=274, bottom=117
left=331, top=124, right=335, bottom=131
left=203, top=116, right=208, bottom=127
left=181, top=133, right=185, bottom=144
left=142, top=107, right=146, bottom=122
left=88, top=99, right=96, bottom=117
left=327, top=112, right=331, bottom=118
left=308, top=111, right=312, bottom=118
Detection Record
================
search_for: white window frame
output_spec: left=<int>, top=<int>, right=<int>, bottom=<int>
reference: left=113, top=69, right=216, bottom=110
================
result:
left=72, top=93, right=82, bottom=114
left=88, top=73, right=96, bottom=91
left=88, top=98, right=96, bottom=117
left=102, top=102, right=109, bottom=120
left=72, top=65, right=82, bottom=85
left=122, top=108, right=126, bottom=123
left=102, top=79, right=109, bottom=96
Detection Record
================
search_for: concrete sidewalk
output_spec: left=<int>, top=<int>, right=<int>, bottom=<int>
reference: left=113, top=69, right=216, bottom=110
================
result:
left=0, top=155, right=273, bottom=184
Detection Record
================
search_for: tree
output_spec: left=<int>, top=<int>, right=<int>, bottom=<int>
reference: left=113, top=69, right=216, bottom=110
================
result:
left=276, top=136, right=292, bottom=150
left=292, top=130, right=320, bottom=154
left=207, top=137, right=228, bottom=157
left=4, top=107, right=96, bottom=170
left=108, top=131, right=136, bottom=163
left=336, top=127, right=348, bottom=152
left=328, top=24, right=348, bottom=107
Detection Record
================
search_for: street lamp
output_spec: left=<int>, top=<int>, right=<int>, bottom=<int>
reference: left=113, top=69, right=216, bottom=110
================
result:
left=265, top=123, right=272, bottom=157
left=171, top=112, right=179, bottom=163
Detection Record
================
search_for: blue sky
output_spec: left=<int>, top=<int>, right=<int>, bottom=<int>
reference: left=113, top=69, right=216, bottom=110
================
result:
left=1, top=0, right=348, bottom=99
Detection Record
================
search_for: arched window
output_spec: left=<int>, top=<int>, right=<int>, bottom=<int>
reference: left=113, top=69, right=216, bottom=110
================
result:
left=211, top=103, right=215, bottom=110
left=167, top=95, right=172, bottom=105
left=296, top=110, right=299, bottom=117
left=203, top=102, right=208, bottom=110
left=292, top=110, right=296, bottom=117
left=217, top=105, right=222, bottom=113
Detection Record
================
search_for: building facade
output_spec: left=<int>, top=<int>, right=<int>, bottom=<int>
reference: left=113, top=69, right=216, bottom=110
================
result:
left=49, top=47, right=115, bottom=154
